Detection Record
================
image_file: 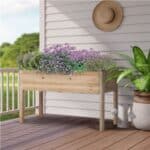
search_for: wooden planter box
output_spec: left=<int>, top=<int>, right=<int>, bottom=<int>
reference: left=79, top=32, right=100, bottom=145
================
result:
left=19, top=70, right=118, bottom=131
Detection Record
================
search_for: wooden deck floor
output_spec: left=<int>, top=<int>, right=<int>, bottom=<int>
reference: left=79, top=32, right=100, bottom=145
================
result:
left=0, top=115, right=150, bottom=150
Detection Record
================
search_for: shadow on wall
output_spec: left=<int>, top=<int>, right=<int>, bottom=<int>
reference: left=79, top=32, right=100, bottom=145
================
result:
left=46, top=0, right=122, bottom=51
left=46, top=0, right=150, bottom=53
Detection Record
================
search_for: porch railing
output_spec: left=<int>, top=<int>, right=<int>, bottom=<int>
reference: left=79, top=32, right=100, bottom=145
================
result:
left=0, top=68, right=35, bottom=114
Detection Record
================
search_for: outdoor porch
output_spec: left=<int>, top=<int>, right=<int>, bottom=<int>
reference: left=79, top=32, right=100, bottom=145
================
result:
left=1, top=115, right=150, bottom=150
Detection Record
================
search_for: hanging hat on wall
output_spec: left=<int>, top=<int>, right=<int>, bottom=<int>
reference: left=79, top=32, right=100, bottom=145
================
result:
left=92, top=0, right=124, bottom=32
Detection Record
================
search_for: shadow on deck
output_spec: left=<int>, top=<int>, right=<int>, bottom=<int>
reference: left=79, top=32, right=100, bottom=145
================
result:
left=0, top=115, right=150, bottom=150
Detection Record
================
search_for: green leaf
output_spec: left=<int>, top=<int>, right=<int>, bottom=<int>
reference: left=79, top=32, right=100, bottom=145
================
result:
left=147, top=49, right=150, bottom=65
left=117, top=69, right=134, bottom=83
left=133, top=75, right=150, bottom=92
left=132, top=46, right=149, bottom=74
left=117, top=53, right=135, bottom=68
left=133, top=46, right=147, bottom=64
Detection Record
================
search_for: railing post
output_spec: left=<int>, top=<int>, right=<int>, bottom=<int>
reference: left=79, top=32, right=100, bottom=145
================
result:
left=12, top=72, right=15, bottom=110
left=0, top=72, right=3, bottom=113
left=6, top=72, right=9, bottom=111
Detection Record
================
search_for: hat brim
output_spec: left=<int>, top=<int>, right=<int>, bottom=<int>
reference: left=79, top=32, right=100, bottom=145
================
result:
left=92, top=0, right=124, bottom=32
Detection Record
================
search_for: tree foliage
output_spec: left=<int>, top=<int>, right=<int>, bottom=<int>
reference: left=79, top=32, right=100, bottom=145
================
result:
left=0, top=33, right=39, bottom=68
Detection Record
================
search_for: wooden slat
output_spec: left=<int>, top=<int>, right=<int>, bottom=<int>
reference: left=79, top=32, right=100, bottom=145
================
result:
left=131, top=137, right=150, bottom=150
left=80, top=130, right=137, bottom=150
left=20, top=71, right=99, bottom=85
left=1, top=115, right=71, bottom=135
left=22, top=83, right=99, bottom=94
left=106, top=131, right=150, bottom=150
left=0, top=68, right=18, bottom=72
left=17, top=73, right=19, bottom=109
left=45, top=100, right=113, bottom=111
left=45, top=107, right=112, bottom=119
left=2, top=117, right=76, bottom=142
left=14, top=125, right=87, bottom=150
left=46, top=33, right=150, bottom=44
left=20, top=71, right=116, bottom=94
left=9, top=117, right=92, bottom=150
left=12, top=72, right=15, bottom=110
left=1, top=115, right=150, bottom=150
left=46, top=24, right=150, bottom=36
left=56, top=130, right=116, bottom=150
left=6, top=72, right=9, bottom=111
left=1, top=117, right=87, bottom=150
left=38, top=91, right=43, bottom=118
left=27, top=90, right=30, bottom=108
left=46, top=0, right=150, bottom=8
left=47, top=42, right=150, bottom=53
left=32, top=90, right=35, bottom=107
left=31, top=128, right=96, bottom=150
left=19, top=90, right=25, bottom=123
left=0, top=72, right=3, bottom=112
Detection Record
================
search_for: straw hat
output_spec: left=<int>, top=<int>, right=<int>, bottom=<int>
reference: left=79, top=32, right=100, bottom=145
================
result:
left=92, top=0, right=124, bottom=32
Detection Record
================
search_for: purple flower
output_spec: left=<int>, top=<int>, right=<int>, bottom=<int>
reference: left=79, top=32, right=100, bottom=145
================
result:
left=39, top=43, right=115, bottom=73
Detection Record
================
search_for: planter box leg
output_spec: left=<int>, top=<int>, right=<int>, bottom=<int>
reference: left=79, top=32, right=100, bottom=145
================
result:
left=113, top=86, right=118, bottom=127
left=100, top=92, right=105, bottom=131
left=99, top=71, right=105, bottom=131
left=19, top=90, right=25, bottom=123
left=39, top=91, right=43, bottom=118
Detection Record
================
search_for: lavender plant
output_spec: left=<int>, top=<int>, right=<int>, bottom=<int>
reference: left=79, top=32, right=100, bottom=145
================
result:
left=18, top=43, right=118, bottom=74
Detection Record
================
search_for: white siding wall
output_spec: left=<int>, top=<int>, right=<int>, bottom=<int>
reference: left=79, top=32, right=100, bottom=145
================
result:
left=40, top=0, right=150, bottom=119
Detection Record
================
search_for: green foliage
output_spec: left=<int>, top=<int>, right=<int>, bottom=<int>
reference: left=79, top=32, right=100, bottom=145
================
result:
left=133, top=46, right=150, bottom=74
left=85, top=58, right=116, bottom=71
left=0, top=42, right=11, bottom=56
left=117, top=69, right=134, bottom=83
left=117, top=46, right=150, bottom=92
left=0, top=33, right=39, bottom=68
left=14, top=33, right=39, bottom=54
left=18, top=52, right=43, bottom=70
left=18, top=51, right=119, bottom=78
left=28, top=52, right=43, bottom=69
left=133, top=75, right=150, bottom=92
left=148, top=50, right=150, bottom=64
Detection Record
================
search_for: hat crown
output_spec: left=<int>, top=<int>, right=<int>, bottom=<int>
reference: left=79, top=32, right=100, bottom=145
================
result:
left=92, top=0, right=124, bottom=32
left=98, top=7, right=115, bottom=24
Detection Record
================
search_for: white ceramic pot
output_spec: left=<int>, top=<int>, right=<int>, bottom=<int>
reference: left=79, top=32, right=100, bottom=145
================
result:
left=132, top=91, right=150, bottom=130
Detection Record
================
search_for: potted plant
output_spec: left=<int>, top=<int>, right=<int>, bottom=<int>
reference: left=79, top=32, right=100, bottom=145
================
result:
left=18, top=46, right=119, bottom=95
left=18, top=43, right=119, bottom=131
left=117, top=46, right=150, bottom=130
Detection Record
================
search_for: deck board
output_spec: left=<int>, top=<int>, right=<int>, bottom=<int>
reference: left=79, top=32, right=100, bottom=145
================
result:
left=130, top=137, right=150, bottom=150
left=0, top=115, right=150, bottom=150
left=105, top=131, right=150, bottom=150
left=80, top=130, right=137, bottom=150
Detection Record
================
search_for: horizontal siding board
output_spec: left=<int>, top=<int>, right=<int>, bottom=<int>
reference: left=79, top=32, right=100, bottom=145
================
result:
left=45, top=107, right=112, bottom=119
left=46, top=24, right=150, bottom=36
left=120, top=1, right=150, bottom=7
left=45, top=86, right=132, bottom=100
left=45, top=100, right=113, bottom=111
left=46, top=5, right=150, bottom=16
left=46, top=33, right=150, bottom=43
left=46, top=3, right=96, bottom=14
left=46, top=42, right=150, bottom=52
left=46, top=33, right=150, bottom=44
left=46, top=15, right=150, bottom=29
left=40, top=0, right=150, bottom=118
left=46, top=0, right=150, bottom=8
left=45, top=89, right=132, bottom=101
